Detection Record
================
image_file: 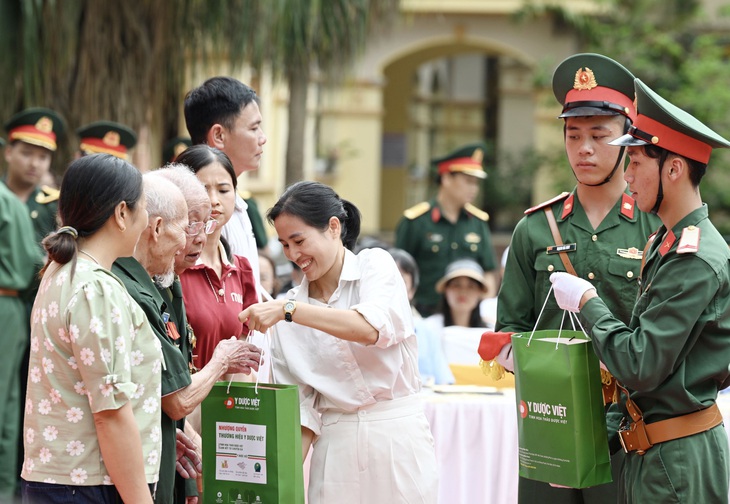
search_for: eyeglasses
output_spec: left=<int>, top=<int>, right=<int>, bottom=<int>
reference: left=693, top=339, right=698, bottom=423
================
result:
left=185, top=219, right=217, bottom=237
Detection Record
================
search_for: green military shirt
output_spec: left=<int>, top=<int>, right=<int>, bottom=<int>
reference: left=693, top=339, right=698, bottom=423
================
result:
left=497, top=189, right=661, bottom=504
left=395, top=198, right=496, bottom=312
left=581, top=204, right=730, bottom=504
left=112, top=258, right=193, bottom=504
left=583, top=204, right=730, bottom=420
left=497, top=190, right=660, bottom=333
left=159, top=277, right=198, bottom=503
left=241, top=192, right=268, bottom=249
left=0, top=183, right=42, bottom=496
left=26, top=185, right=59, bottom=244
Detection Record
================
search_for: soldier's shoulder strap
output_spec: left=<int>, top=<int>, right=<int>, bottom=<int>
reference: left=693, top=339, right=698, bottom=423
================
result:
left=464, top=203, right=489, bottom=222
left=524, top=192, right=570, bottom=215
left=402, top=201, right=431, bottom=220
left=35, top=185, right=60, bottom=205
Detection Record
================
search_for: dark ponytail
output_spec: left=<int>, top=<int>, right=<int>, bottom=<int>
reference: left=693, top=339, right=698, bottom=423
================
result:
left=42, top=154, right=143, bottom=273
left=267, top=181, right=362, bottom=251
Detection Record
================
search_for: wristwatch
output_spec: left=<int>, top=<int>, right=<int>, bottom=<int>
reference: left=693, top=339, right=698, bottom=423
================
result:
left=283, top=299, right=297, bottom=322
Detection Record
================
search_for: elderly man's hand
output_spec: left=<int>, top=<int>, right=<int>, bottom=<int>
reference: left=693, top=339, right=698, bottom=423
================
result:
left=175, top=429, right=202, bottom=479
left=212, top=337, right=262, bottom=375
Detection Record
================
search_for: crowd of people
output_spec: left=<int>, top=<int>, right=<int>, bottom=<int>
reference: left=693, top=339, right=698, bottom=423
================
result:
left=2, top=50, right=730, bottom=504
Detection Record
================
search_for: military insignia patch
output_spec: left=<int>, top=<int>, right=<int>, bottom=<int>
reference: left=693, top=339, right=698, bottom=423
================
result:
left=617, top=247, right=643, bottom=259
left=573, top=67, right=598, bottom=91
left=677, top=225, right=700, bottom=254
left=35, top=116, right=53, bottom=133
left=464, top=232, right=481, bottom=244
left=428, top=233, right=444, bottom=243
left=103, top=131, right=121, bottom=147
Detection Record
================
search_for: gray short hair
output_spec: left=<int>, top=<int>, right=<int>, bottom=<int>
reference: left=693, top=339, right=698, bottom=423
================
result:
left=142, top=172, right=186, bottom=222
left=154, top=163, right=209, bottom=212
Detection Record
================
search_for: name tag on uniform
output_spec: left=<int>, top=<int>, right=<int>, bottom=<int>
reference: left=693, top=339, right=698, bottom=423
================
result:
left=546, top=243, right=576, bottom=254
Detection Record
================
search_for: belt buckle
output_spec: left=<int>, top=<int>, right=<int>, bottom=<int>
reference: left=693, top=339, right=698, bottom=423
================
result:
left=618, top=419, right=650, bottom=455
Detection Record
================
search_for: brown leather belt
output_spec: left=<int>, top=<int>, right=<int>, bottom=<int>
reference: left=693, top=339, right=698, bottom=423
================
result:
left=0, top=288, right=18, bottom=297
left=618, top=381, right=723, bottom=455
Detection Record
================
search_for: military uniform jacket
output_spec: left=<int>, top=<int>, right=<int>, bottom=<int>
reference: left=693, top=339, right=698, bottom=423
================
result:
left=27, top=185, right=59, bottom=244
left=497, top=190, right=660, bottom=334
left=395, top=198, right=496, bottom=309
left=112, top=257, right=192, bottom=504
left=582, top=204, right=730, bottom=422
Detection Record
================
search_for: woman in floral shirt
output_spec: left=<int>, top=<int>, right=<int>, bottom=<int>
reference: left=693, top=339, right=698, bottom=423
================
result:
left=21, top=154, right=163, bottom=504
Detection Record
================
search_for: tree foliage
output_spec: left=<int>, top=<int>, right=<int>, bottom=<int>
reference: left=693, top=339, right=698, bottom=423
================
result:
left=517, top=0, right=730, bottom=233
left=0, top=0, right=398, bottom=180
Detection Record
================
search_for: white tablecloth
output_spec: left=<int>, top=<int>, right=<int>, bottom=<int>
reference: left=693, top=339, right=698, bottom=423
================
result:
left=423, top=389, right=519, bottom=504
left=423, top=390, right=730, bottom=504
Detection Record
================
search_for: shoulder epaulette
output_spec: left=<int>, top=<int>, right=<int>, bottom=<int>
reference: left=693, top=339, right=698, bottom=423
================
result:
left=524, top=192, right=571, bottom=215
left=238, top=189, right=252, bottom=200
left=403, top=201, right=431, bottom=220
left=676, top=225, right=700, bottom=254
left=35, top=185, right=60, bottom=205
left=465, top=203, right=489, bottom=222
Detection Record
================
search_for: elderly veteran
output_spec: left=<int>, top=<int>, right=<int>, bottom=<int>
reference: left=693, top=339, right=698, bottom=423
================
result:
left=112, top=169, right=261, bottom=504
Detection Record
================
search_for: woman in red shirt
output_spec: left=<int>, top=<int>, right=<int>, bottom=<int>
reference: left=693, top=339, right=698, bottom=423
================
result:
left=176, top=145, right=258, bottom=370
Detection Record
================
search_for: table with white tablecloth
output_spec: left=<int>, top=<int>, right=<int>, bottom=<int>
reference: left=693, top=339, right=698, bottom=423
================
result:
left=423, top=389, right=730, bottom=504
left=423, top=389, right=518, bottom=504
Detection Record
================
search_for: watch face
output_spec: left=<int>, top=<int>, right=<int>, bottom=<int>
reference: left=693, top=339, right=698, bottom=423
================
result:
left=284, top=301, right=295, bottom=311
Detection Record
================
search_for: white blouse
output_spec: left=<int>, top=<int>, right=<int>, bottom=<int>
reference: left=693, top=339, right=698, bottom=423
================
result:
left=271, top=247, right=421, bottom=435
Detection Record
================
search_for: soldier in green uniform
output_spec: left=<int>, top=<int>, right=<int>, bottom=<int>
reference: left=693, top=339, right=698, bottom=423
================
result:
left=485, top=54, right=661, bottom=504
left=395, top=143, right=497, bottom=316
left=77, top=120, right=137, bottom=160
left=3, top=107, right=65, bottom=244
left=551, top=79, right=730, bottom=504
left=0, top=181, right=43, bottom=500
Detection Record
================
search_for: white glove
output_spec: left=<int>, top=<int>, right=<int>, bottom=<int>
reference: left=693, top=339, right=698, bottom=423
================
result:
left=495, top=343, right=514, bottom=373
left=549, top=272, right=596, bottom=313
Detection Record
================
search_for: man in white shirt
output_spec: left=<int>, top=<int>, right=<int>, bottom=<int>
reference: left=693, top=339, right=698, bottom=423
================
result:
left=183, top=76, right=267, bottom=286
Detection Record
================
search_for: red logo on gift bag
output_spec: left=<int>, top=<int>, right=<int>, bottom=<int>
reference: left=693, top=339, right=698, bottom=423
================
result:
left=225, top=397, right=234, bottom=409
left=520, top=400, right=528, bottom=418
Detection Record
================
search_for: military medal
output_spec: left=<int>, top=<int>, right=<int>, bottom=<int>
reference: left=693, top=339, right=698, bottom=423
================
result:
left=616, top=247, right=643, bottom=259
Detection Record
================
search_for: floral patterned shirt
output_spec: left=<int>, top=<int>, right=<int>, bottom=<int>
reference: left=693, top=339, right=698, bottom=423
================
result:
left=21, top=257, right=163, bottom=486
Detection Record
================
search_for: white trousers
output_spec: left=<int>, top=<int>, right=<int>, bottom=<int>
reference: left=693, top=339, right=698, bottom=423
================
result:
left=308, top=395, right=439, bottom=504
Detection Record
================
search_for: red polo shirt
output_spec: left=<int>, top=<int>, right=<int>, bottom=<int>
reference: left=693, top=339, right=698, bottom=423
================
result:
left=180, top=251, right=257, bottom=370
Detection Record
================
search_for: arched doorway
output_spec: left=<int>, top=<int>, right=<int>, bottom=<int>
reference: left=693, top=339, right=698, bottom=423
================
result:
left=378, top=36, right=538, bottom=234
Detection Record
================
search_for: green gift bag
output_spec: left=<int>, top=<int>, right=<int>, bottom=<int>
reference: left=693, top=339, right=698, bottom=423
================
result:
left=201, top=382, right=305, bottom=504
left=512, top=329, right=611, bottom=488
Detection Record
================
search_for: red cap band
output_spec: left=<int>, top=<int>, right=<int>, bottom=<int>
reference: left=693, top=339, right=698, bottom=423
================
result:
left=437, top=156, right=483, bottom=175
left=564, top=86, right=636, bottom=120
left=633, top=114, right=713, bottom=164
left=8, top=125, right=57, bottom=151
left=79, top=137, right=128, bottom=159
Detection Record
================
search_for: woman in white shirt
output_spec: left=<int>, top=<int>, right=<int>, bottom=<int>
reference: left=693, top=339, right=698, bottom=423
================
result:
left=239, top=181, right=437, bottom=504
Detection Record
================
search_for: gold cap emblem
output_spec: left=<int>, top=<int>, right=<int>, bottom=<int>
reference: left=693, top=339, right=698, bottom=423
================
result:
left=103, top=131, right=121, bottom=147
left=35, top=116, right=53, bottom=134
left=471, top=148, right=483, bottom=164
left=573, top=67, right=598, bottom=91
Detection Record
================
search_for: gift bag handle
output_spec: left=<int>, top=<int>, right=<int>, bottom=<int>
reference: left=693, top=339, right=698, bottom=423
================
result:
left=526, top=285, right=589, bottom=348
left=226, top=283, right=274, bottom=396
